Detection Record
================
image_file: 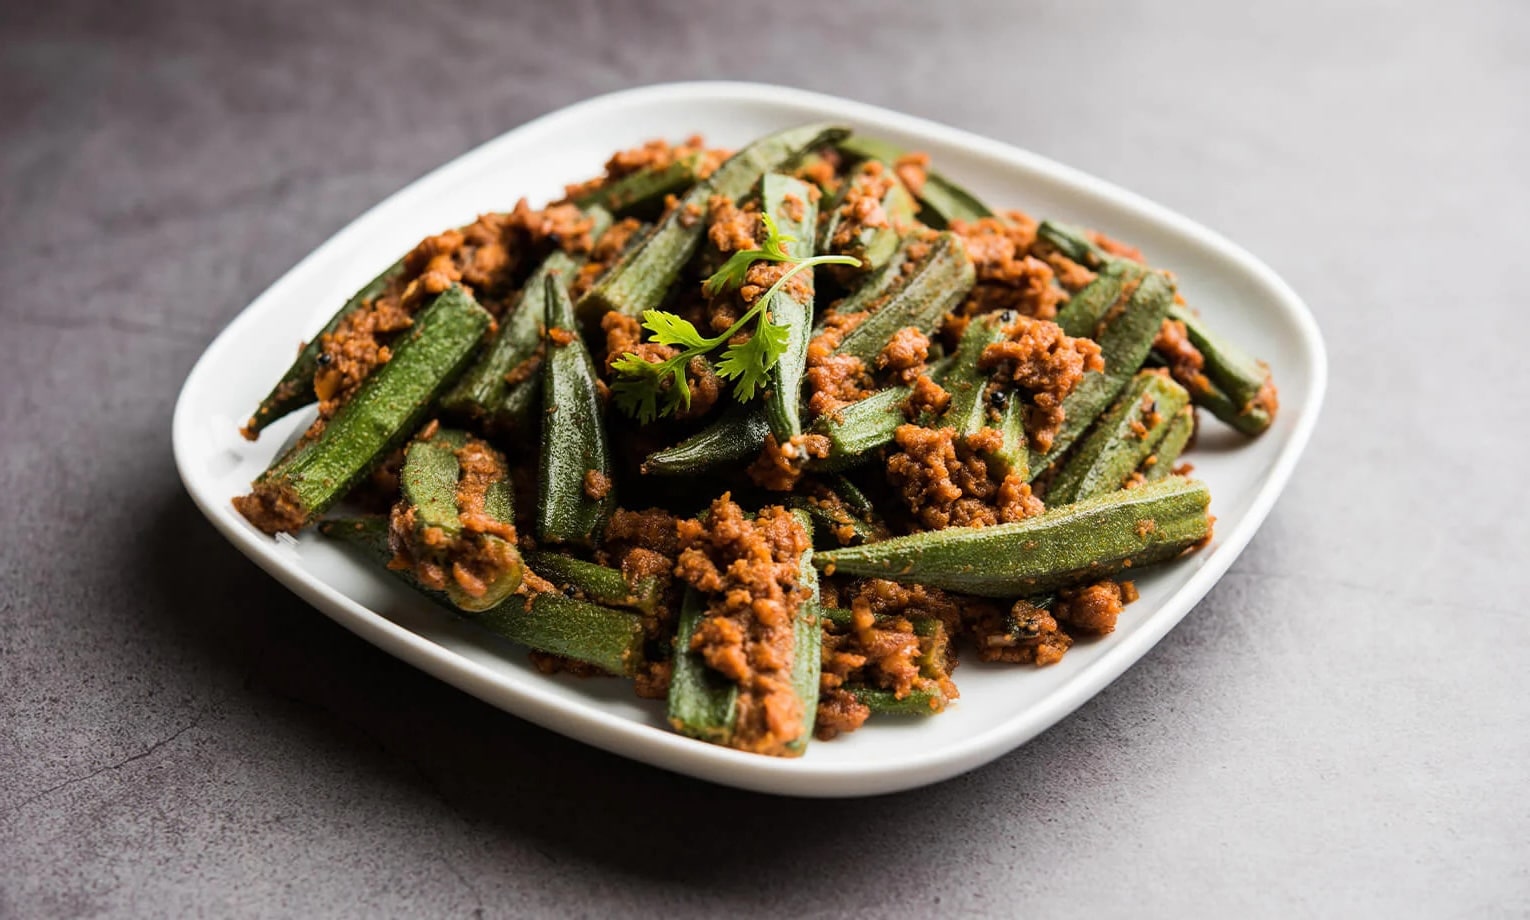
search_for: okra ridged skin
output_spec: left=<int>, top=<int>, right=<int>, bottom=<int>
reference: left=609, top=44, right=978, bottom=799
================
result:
left=819, top=160, right=916, bottom=274
left=538, top=275, right=615, bottom=546
left=1142, top=405, right=1195, bottom=482
left=761, top=173, right=819, bottom=442
left=1047, top=371, right=1191, bottom=505
left=667, top=587, right=740, bottom=744
left=835, top=135, right=994, bottom=228
left=1167, top=302, right=1276, bottom=436
left=523, top=550, right=659, bottom=614
left=787, top=508, right=822, bottom=754
left=852, top=688, right=946, bottom=715
left=244, top=257, right=405, bottom=437
left=642, top=403, right=771, bottom=476
left=397, top=427, right=523, bottom=613
left=442, top=207, right=614, bottom=428
left=1053, top=261, right=1147, bottom=339
left=809, top=385, right=911, bottom=470
left=813, top=475, right=1212, bottom=597
left=1027, top=270, right=1175, bottom=477
left=577, top=123, right=848, bottom=322
left=571, top=156, right=702, bottom=219
left=1040, top=220, right=1276, bottom=436
left=238, top=285, right=491, bottom=534
left=939, top=313, right=1028, bottom=478
left=319, top=518, right=645, bottom=676
left=833, top=232, right=975, bottom=364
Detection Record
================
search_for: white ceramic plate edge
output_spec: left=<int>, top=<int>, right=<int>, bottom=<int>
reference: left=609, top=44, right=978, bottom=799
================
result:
left=173, top=81, right=1326, bottom=797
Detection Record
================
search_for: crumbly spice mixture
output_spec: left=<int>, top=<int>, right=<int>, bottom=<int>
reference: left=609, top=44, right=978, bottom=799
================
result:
left=979, top=313, right=1104, bottom=452
left=885, top=425, right=1044, bottom=530
left=674, top=498, right=812, bottom=755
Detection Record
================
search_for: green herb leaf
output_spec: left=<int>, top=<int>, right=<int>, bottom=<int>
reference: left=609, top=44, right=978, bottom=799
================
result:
left=702, top=213, right=797, bottom=298
left=716, top=313, right=792, bottom=401
left=641, top=310, right=711, bottom=350
left=610, top=225, right=861, bottom=422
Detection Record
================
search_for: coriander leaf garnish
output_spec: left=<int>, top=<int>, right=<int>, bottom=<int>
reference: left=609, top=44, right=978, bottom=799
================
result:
left=610, top=218, right=859, bottom=421
left=701, top=213, right=798, bottom=298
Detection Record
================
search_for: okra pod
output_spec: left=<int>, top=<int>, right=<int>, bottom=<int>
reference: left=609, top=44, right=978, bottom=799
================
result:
left=831, top=231, right=975, bottom=364
left=1027, top=270, right=1175, bottom=477
left=808, top=384, right=911, bottom=470
left=836, top=135, right=993, bottom=228
left=818, top=160, right=916, bottom=274
left=806, top=355, right=956, bottom=470
left=818, top=608, right=951, bottom=713
left=570, top=155, right=703, bottom=219
left=234, top=285, right=491, bottom=534
left=320, top=517, right=645, bottom=676
left=1040, top=220, right=1276, bottom=435
left=441, top=207, right=614, bottom=429
left=642, top=403, right=771, bottom=476
left=578, top=123, right=847, bottom=321
left=538, top=274, right=615, bottom=545
left=813, top=475, right=1212, bottom=597
left=667, top=510, right=820, bottom=754
left=1141, top=405, right=1195, bottom=482
left=761, top=173, right=818, bottom=441
left=666, top=587, right=739, bottom=744
left=792, top=475, right=887, bottom=547
left=243, top=258, right=405, bottom=437
left=523, top=549, right=661, bottom=615
left=394, top=427, right=523, bottom=612
left=1167, top=303, right=1277, bottom=436
left=1046, top=371, right=1191, bottom=505
left=939, top=312, right=1028, bottom=479
left=1053, top=261, right=1148, bottom=339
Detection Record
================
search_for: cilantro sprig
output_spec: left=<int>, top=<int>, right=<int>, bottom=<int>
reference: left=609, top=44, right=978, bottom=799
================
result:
left=611, top=216, right=859, bottom=422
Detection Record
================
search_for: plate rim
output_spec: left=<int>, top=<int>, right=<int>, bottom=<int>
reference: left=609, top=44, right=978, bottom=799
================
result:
left=172, top=80, right=1328, bottom=797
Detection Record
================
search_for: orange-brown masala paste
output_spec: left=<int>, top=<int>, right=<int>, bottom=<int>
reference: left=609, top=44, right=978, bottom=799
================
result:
left=673, top=497, right=811, bottom=755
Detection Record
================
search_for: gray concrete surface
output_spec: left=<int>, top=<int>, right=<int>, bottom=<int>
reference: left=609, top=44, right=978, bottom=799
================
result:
left=2, top=0, right=1527, bottom=916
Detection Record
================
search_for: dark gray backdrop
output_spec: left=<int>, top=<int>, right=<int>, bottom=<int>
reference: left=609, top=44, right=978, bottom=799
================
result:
left=3, top=0, right=1526, bottom=916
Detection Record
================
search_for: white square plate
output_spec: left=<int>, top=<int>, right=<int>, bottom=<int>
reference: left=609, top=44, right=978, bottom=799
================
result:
left=173, top=81, right=1325, bottom=797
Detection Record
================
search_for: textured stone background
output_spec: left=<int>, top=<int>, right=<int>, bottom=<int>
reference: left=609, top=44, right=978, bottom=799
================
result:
left=2, top=0, right=1527, bottom=916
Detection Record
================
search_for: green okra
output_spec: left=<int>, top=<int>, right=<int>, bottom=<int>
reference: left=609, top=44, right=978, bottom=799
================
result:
left=836, top=135, right=994, bottom=228
left=808, top=384, right=911, bottom=470
left=818, top=160, right=917, bottom=274
left=1040, top=220, right=1275, bottom=436
left=243, top=258, right=405, bottom=437
left=577, top=123, right=848, bottom=322
left=1166, top=303, right=1276, bottom=436
left=787, top=508, right=823, bottom=753
left=817, top=607, right=951, bottom=714
left=396, top=427, right=523, bottom=612
left=642, top=403, right=771, bottom=476
left=236, top=285, right=491, bottom=534
left=761, top=173, right=818, bottom=442
left=523, top=550, right=661, bottom=615
left=319, top=517, right=644, bottom=676
left=806, top=355, right=956, bottom=470
left=538, top=274, right=615, bottom=546
left=792, top=475, right=888, bottom=548
left=1053, top=261, right=1149, bottom=339
left=831, top=232, right=975, bottom=365
left=813, top=475, right=1212, bottom=597
left=939, top=312, right=1027, bottom=479
left=1141, top=404, right=1195, bottom=482
left=1027, top=270, right=1175, bottom=478
left=1047, top=371, right=1191, bottom=505
left=441, top=207, right=614, bottom=430
left=571, top=154, right=704, bottom=219
left=667, top=510, right=820, bottom=754
left=666, top=587, right=739, bottom=744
